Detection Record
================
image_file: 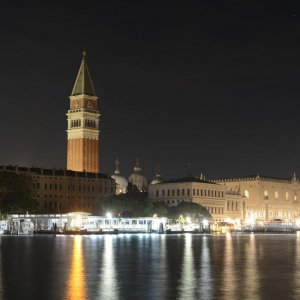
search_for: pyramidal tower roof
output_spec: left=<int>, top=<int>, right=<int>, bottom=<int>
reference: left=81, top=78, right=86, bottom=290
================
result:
left=71, top=51, right=96, bottom=96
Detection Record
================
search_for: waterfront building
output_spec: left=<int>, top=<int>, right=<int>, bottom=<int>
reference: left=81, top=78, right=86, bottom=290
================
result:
left=0, top=165, right=115, bottom=213
left=67, top=51, right=100, bottom=173
left=214, top=174, right=300, bottom=224
left=128, top=159, right=148, bottom=192
left=111, top=159, right=128, bottom=194
left=148, top=176, right=244, bottom=223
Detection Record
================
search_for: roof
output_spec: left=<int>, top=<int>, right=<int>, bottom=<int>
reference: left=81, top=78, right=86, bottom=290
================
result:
left=71, top=52, right=96, bottom=96
left=161, top=176, right=216, bottom=184
left=0, top=165, right=112, bottom=179
left=213, top=175, right=295, bottom=184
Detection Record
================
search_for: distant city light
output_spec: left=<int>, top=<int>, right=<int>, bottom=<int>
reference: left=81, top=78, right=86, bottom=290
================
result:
left=106, top=212, right=112, bottom=218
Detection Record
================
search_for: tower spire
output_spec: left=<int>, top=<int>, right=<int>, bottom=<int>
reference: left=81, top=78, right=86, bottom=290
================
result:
left=71, top=51, right=96, bottom=96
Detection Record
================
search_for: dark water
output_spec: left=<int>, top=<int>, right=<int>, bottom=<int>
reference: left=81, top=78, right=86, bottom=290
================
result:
left=1, top=233, right=300, bottom=300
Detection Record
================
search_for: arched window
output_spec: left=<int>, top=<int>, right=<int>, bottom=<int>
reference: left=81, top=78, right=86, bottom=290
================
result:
left=275, top=191, right=278, bottom=199
left=244, top=190, right=249, bottom=198
left=286, top=192, right=289, bottom=200
left=264, top=190, right=268, bottom=197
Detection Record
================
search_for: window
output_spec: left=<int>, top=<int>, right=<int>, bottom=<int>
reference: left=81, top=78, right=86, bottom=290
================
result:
left=286, top=192, right=289, bottom=200
left=162, top=190, right=165, bottom=196
left=275, top=191, right=278, bottom=199
left=167, top=190, right=170, bottom=196
left=264, top=190, right=268, bottom=197
left=182, top=189, right=185, bottom=196
left=177, top=189, right=180, bottom=196
left=172, top=190, right=175, bottom=196
left=208, top=190, right=210, bottom=197
left=187, top=189, right=190, bottom=196
left=294, top=195, right=297, bottom=201
left=45, top=183, right=47, bottom=190
left=156, top=190, right=159, bottom=197
left=193, top=189, right=195, bottom=196
left=244, top=190, right=249, bottom=198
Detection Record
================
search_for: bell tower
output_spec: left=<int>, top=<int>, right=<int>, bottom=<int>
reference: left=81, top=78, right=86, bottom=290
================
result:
left=67, top=52, right=100, bottom=173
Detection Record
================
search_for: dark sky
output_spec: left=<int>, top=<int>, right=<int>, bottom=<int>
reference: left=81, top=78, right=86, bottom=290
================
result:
left=1, top=0, right=300, bottom=180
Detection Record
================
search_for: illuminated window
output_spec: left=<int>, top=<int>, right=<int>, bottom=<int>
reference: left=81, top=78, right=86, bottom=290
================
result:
left=264, top=190, right=268, bottom=197
left=294, top=195, right=297, bottom=201
left=275, top=191, right=278, bottom=199
left=244, top=190, right=249, bottom=198
left=286, top=192, right=289, bottom=200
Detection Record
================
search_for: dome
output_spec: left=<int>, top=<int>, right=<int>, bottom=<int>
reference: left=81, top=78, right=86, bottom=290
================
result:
left=112, top=159, right=128, bottom=194
left=150, top=164, right=164, bottom=185
left=128, top=159, right=148, bottom=192
left=150, top=178, right=164, bottom=185
left=111, top=174, right=128, bottom=188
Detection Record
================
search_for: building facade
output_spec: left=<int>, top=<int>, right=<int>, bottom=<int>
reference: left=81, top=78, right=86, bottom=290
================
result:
left=214, top=174, right=300, bottom=224
left=148, top=176, right=244, bottom=223
left=0, top=165, right=115, bottom=213
left=67, top=52, right=100, bottom=173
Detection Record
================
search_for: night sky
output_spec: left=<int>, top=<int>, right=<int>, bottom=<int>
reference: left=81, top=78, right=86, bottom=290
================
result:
left=1, top=0, right=300, bottom=180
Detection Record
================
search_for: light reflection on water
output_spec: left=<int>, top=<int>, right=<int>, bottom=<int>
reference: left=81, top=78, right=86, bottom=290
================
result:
left=66, top=236, right=86, bottom=299
left=1, top=234, right=300, bottom=299
left=98, top=235, right=120, bottom=300
left=178, top=234, right=196, bottom=299
left=198, top=236, right=213, bottom=299
left=244, top=234, right=260, bottom=299
left=221, top=233, right=237, bottom=300
left=294, top=233, right=300, bottom=298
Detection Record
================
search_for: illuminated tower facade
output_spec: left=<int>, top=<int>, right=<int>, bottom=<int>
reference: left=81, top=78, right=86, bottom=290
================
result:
left=67, top=52, right=100, bottom=173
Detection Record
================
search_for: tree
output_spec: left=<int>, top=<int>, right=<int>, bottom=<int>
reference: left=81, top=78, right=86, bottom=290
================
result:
left=167, top=201, right=211, bottom=222
left=100, top=193, right=168, bottom=217
left=0, top=172, right=39, bottom=214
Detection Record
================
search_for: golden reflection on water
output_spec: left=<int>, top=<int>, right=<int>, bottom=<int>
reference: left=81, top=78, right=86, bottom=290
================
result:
left=178, top=234, right=196, bottom=299
left=66, top=236, right=86, bottom=300
left=243, top=234, right=259, bottom=299
left=98, top=235, right=119, bottom=300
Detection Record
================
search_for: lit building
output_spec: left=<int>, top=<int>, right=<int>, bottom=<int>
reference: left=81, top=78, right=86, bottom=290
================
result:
left=148, top=176, right=244, bottom=223
left=0, top=165, right=115, bottom=213
left=128, top=159, right=148, bottom=192
left=111, top=159, right=128, bottom=194
left=214, top=174, right=300, bottom=223
left=67, top=51, right=100, bottom=173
